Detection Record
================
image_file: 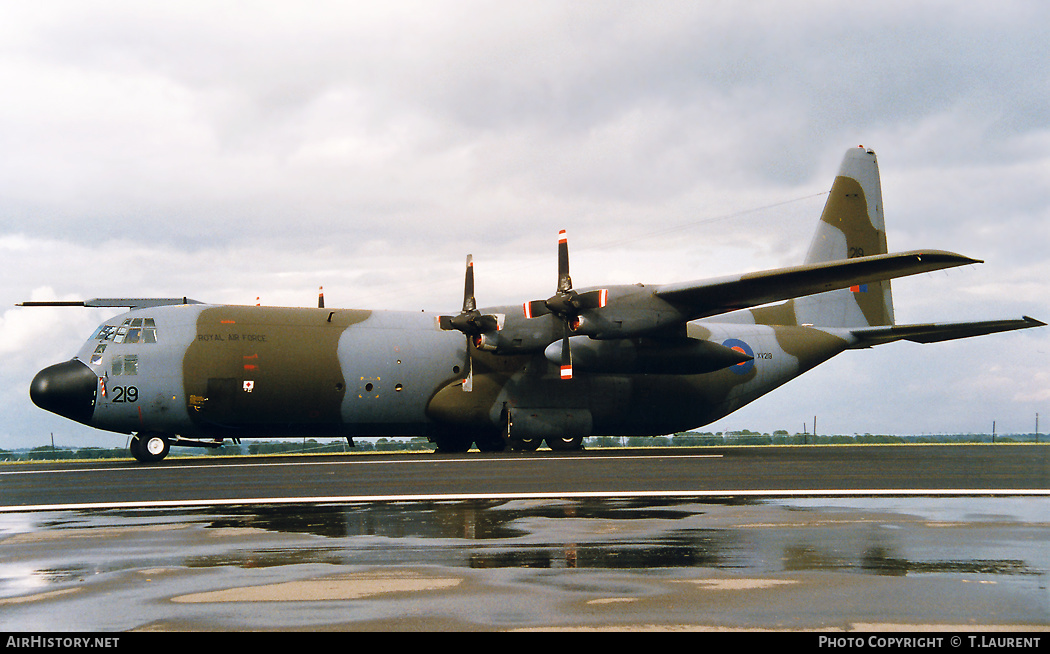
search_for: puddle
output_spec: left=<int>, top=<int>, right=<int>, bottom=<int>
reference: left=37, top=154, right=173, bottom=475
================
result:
left=1, top=498, right=1048, bottom=630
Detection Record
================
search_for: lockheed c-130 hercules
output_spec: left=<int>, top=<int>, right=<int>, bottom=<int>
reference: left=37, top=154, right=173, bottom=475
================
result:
left=23, top=146, right=1044, bottom=462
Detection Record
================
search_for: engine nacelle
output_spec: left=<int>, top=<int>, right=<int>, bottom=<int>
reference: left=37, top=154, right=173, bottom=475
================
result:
left=472, top=332, right=501, bottom=352
left=567, top=314, right=598, bottom=337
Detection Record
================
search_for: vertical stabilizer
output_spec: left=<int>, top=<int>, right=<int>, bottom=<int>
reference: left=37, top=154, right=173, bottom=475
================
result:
left=794, top=146, right=895, bottom=328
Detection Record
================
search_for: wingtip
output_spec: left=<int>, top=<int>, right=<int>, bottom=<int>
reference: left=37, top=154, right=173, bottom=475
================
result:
left=915, top=250, right=982, bottom=266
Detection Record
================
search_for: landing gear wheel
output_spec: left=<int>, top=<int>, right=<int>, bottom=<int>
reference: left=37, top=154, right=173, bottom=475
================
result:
left=130, top=432, right=171, bottom=463
left=501, top=406, right=540, bottom=452
left=546, top=435, right=584, bottom=451
left=508, top=437, right=541, bottom=452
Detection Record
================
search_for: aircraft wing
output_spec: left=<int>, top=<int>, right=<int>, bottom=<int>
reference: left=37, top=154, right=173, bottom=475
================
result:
left=849, top=316, right=1046, bottom=348
left=653, top=250, right=980, bottom=321
left=17, top=298, right=203, bottom=309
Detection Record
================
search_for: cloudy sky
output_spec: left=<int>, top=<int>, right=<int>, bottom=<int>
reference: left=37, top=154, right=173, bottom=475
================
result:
left=2, top=1, right=1047, bottom=449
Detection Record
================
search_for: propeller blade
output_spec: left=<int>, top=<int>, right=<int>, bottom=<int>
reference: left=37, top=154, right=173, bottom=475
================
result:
left=557, top=229, right=572, bottom=293
left=463, top=338, right=473, bottom=392
left=559, top=323, right=573, bottom=380
left=576, top=288, right=608, bottom=310
left=441, top=254, right=493, bottom=334
left=318, top=286, right=324, bottom=309
left=462, top=254, right=476, bottom=313
left=524, top=299, right=550, bottom=319
left=474, top=314, right=500, bottom=332
left=525, top=230, right=585, bottom=320
left=439, top=254, right=504, bottom=392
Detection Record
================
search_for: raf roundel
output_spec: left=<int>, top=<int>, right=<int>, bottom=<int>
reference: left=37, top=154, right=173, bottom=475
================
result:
left=721, top=338, right=755, bottom=375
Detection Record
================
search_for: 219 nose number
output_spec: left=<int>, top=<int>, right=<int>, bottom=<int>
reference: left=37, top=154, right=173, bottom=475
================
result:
left=111, top=386, right=138, bottom=403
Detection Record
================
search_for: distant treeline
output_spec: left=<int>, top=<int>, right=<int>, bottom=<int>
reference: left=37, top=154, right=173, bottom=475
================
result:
left=598, top=430, right=1045, bottom=447
left=1, top=431, right=1044, bottom=461
left=0, top=437, right=435, bottom=461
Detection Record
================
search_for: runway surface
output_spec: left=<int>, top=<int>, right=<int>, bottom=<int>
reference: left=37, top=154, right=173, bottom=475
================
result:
left=2, top=444, right=1048, bottom=511
left=1, top=445, right=1048, bottom=632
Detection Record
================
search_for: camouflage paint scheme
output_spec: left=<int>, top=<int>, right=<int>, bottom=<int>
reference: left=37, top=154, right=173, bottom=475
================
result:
left=29, top=147, right=1044, bottom=460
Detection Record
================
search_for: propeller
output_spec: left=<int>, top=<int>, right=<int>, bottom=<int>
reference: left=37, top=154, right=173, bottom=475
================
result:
left=318, top=286, right=324, bottom=309
left=438, top=255, right=500, bottom=391
left=523, top=230, right=607, bottom=380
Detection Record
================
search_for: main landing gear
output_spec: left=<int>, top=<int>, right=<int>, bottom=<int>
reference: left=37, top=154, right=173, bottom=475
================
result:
left=544, top=434, right=584, bottom=451
left=428, top=426, right=584, bottom=454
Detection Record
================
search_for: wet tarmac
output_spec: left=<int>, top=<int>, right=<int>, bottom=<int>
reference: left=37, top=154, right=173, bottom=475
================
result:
left=1, top=497, right=1048, bottom=631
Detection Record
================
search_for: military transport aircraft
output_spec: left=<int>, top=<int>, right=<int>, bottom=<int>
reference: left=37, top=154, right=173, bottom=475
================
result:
left=22, top=146, right=1044, bottom=462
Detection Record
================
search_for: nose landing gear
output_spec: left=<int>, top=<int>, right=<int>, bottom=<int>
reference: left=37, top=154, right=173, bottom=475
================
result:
left=129, top=432, right=171, bottom=463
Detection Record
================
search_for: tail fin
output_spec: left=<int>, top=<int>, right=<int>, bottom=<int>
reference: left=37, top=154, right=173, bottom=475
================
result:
left=792, top=146, right=895, bottom=328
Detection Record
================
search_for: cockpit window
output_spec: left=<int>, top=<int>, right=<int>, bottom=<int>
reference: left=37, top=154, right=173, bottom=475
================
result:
left=89, top=344, right=106, bottom=367
left=94, top=318, right=158, bottom=344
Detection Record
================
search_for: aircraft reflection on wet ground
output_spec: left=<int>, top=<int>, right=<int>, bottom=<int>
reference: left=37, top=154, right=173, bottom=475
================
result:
left=186, top=498, right=1045, bottom=576
left=4, top=497, right=1039, bottom=577
left=2, top=497, right=1048, bottom=630
left=195, top=499, right=733, bottom=571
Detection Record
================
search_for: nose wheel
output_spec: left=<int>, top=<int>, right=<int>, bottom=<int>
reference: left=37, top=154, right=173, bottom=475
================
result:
left=130, top=432, right=171, bottom=463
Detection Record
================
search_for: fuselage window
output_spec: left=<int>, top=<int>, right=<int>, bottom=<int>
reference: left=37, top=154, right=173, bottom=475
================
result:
left=111, top=355, right=139, bottom=376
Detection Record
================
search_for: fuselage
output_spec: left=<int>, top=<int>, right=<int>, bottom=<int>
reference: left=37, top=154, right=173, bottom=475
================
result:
left=30, top=302, right=853, bottom=444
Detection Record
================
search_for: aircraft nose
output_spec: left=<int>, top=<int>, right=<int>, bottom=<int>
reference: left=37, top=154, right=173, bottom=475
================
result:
left=30, top=359, right=99, bottom=425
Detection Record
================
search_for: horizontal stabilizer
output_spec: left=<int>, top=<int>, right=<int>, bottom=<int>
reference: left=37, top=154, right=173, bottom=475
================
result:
left=18, top=298, right=203, bottom=309
left=850, top=316, right=1045, bottom=348
left=655, top=250, right=980, bottom=321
